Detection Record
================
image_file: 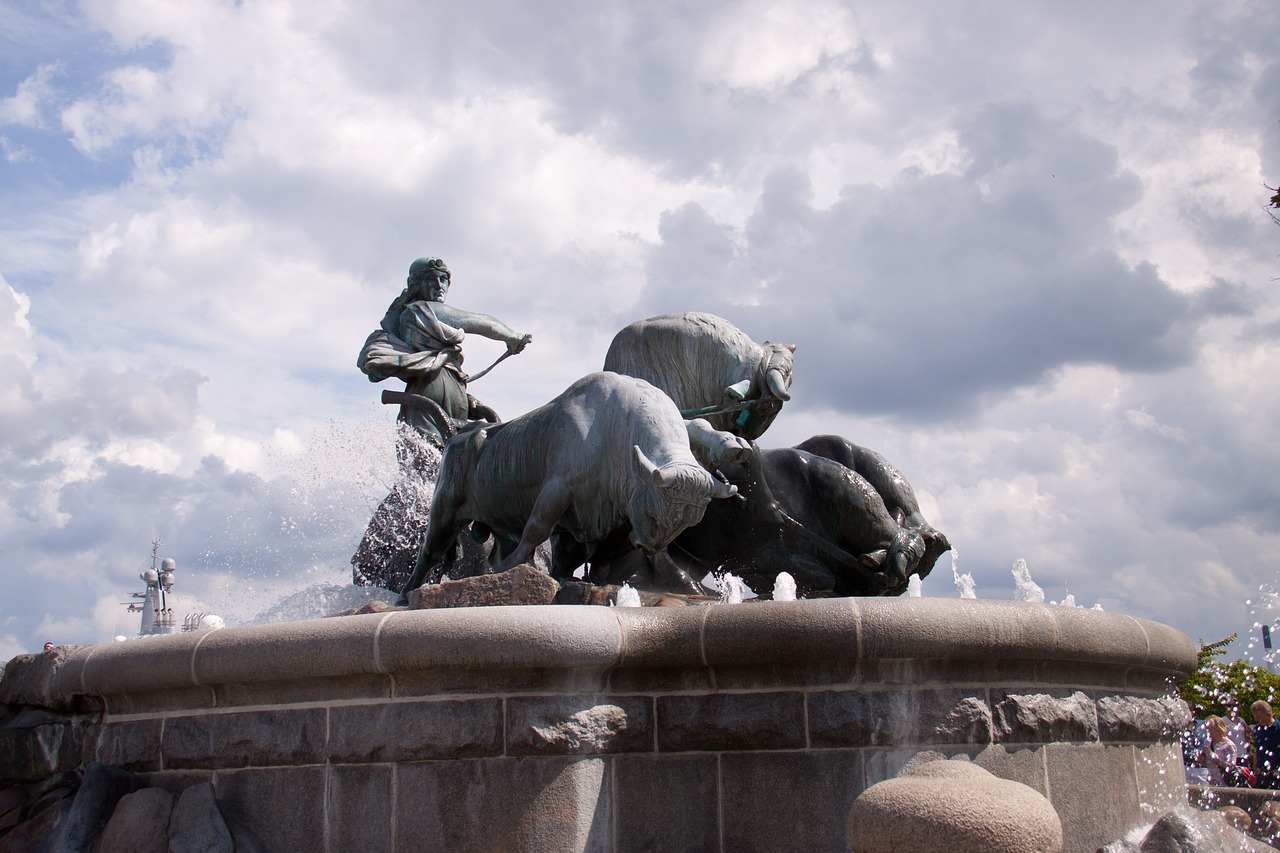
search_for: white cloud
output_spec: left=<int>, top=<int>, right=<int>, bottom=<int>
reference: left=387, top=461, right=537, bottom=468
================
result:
left=0, top=63, right=59, bottom=129
left=697, top=0, right=863, bottom=92
left=0, top=0, right=1277, bottom=662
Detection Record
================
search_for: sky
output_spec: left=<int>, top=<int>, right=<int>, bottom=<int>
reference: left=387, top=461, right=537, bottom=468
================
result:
left=1, top=0, right=1278, bottom=661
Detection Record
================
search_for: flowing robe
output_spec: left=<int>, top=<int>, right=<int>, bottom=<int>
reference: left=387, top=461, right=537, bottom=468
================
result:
left=358, top=300, right=469, bottom=443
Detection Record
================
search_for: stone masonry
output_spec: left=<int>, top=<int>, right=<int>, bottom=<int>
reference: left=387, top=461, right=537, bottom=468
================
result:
left=0, top=597, right=1197, bottom=853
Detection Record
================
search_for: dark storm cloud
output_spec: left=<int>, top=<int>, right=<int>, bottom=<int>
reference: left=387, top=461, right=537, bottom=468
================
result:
left=638, top=102, right=1211, bottom=420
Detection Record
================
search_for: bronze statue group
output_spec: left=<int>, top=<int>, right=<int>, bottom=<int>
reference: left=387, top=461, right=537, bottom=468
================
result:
left=354, top=257, right=951, bottom=604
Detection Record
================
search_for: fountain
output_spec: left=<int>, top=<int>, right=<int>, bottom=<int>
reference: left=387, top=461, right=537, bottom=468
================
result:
left=0, top=285, right=1203, bottom=852
left=0, top=597, right=1196, bottom=851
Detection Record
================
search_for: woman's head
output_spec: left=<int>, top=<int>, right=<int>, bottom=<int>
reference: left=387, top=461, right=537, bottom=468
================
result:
left=1206, top=715, right=1228, bottom=738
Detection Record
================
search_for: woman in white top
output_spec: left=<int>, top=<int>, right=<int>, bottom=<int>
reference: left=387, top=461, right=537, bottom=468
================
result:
left=1203, top=715, right=1239, bottom=785
left=1224, top=700, right=1251, bottom=757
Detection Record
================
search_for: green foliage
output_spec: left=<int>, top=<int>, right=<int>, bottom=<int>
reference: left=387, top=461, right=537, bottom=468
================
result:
left=1178, top=634, right=1280, bottom=717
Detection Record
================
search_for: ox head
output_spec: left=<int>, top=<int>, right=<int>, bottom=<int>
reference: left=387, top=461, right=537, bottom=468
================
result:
left=629, top=445, right=737, bottom=553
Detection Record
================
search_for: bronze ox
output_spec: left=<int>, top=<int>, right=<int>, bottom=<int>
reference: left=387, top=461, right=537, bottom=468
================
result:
left=400, top=372, right=738, bottom=599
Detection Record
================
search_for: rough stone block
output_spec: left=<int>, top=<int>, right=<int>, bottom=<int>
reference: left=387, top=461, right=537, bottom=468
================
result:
left=214, top=766, right=325, bottom=853
left=553, top=582, right=697, bottom=607
left=657, top=693, right=805, bottom=752
left=1097, top=695, right=1190, bottom=743
left=34, top=768, right=82, bottom=800
left=507, top=696, right=652, bottom=756
left=0, top=722, right=84, bottom=782
left=45, top=762, right=145, bottom=853
left=86, top=719, right=163, bottom=772
left=327, top=764, right=392, bottom=853
left=327, top=698, right=502, bottom=763
left=163, top=709, right=326, bottom=770
left=848, top=759, right=1062, bottom=853
left=0, top=793, right=72, bottom=851
left=396, top=757, right=612, bottom=853
left=809, top=687, right=992, bottom=748
left=992, top=690, right=1099, bottom=744
left=0, top=647, right=85, bottom=710
left=721, top=750, right=862, bottom=853
left=326, top=599, right=400, bottom=617
left=97, top=787, right=175, bottom=853
left=613, top=754, right=718, bottom=853
left=169, top=782, right=233, bottom=853
left=409, top=564, right=560, bottom=609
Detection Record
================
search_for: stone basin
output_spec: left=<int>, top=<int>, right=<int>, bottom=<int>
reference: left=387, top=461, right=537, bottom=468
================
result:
left=2, top=597, right=1197, bottom=852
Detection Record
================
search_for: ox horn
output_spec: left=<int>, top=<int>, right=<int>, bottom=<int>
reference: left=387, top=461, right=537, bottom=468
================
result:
left=708, top=477, right=738, bottom=500
left=765, top=367, right=791, bottom=401
left=633, top=445, right=664, bottom=484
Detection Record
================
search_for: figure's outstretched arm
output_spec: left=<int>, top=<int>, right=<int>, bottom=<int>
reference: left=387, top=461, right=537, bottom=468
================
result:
left=430, top=304, right=532, bottom=353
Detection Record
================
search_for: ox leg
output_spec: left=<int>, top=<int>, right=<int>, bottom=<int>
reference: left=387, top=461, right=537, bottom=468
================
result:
left=648, top=550, right=706, bottom=596
left=549, top=530, right=587, bottom=582
left=398, top=519, right=466, bottom=602
left=398, top=484, right=467, bottom=602
left=493, top=480, right=572, bottom=573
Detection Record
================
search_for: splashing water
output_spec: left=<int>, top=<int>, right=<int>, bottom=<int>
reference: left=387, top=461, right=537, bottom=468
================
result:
left=614, top=583, right=642, bottom=608
left=906, top=575, right=923, bottom=597
left=1011, top=558, right=1044, bottom=603
left=1242, top=582, right=1280, bottom=668
left=719, top=573, right=749, bottom=604
left=701, top=570, right=757, bottom=602
left=950, top=550, right=977, bottom=599
left=772, top=572, right=797, bottom=601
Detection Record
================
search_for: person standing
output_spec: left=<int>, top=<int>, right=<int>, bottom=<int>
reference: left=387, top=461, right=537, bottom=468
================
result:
left=1202, top=715, right=1240, bottom=785
left=1223, top=697, right=1251, bottom=758
left=1253, top=700, right=1280, bottom=788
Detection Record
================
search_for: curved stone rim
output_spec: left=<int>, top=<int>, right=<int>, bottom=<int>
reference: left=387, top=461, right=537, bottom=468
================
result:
left=51, top=597, right=1196, bottom=701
